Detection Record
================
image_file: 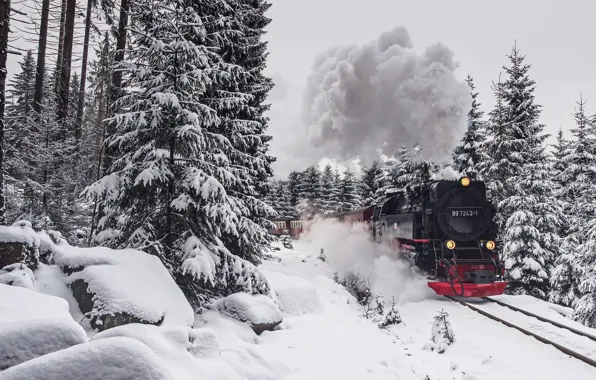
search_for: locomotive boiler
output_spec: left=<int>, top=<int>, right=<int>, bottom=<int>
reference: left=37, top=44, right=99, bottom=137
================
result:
left=371, top=177, right=506, bottom=297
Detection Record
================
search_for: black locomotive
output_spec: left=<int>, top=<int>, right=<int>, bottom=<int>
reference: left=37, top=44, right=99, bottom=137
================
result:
left=370, top=177, right=506, bottom=297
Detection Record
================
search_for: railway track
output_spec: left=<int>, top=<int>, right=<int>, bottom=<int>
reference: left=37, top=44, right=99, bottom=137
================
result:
left=445, top=295, right=596, bottom=368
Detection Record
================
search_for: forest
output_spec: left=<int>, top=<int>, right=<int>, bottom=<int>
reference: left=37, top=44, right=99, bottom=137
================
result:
left=1, top=0, right=595, bottom=328
left=268, top=51, right=596, bottom=328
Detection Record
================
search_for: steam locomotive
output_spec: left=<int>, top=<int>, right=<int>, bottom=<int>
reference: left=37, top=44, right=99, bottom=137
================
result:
left=269, top=176, right=507, bottom=297
left=352, top=176, right=506, bottom=297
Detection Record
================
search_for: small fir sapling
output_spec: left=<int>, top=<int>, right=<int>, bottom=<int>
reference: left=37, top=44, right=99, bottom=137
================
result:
left=378, top=297, right=402, bottom=328
left=318, top=247, right=326, bottom=262
left=431, top=309, right=455, bottom=353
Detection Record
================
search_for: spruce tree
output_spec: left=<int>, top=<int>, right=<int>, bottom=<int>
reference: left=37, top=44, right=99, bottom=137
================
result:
left=197, top=0, right=276, bottom=264
left=320, top=164, right=339, bottom=215
left=497, top=44, right=560, bottom=298
left=478, top=76, right=509, bottom=230
left=339, top=169, right=360, bottom=212
left=359, top=160, right=382, bottom=207
left=83, top=0, right=270, bottom=307
left=452, top=74, right=486, bottom=180
left=296, top=165, right=322, bottom=219
left=287, top=171, right=301, bottom=212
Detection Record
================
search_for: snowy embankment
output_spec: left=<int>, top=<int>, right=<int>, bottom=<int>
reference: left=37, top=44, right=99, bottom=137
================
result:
left=2, top=219, right=596, bottom=380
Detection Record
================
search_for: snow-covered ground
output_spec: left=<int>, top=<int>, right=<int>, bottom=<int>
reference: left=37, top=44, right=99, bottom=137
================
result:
left=2, top=220, right=596, bottom=379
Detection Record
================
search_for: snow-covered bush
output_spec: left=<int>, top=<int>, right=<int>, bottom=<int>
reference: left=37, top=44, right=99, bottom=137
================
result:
left=430, top=310, right=454, bottom=354
left=339, top=269, right=372, bottom=305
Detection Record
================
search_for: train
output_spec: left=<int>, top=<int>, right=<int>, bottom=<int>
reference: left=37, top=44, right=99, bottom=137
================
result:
left=268, top=176, right=507, bottom=298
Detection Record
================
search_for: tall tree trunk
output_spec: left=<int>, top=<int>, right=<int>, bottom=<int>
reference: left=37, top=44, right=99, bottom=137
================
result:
left=56, top=0, right=75, bottom=123
left=54, top=0, right=66, bottom=96
left=103, top=0, right=129, bottom=174
left=33, top=0, right=50, bottom=114
left=74, top=0, right=93, bottom=143
left=0, top=0, right=11, bottom=224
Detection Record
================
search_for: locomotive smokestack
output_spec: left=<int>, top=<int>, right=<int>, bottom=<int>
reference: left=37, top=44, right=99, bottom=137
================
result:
left=301, top=26, right=471, bottom=166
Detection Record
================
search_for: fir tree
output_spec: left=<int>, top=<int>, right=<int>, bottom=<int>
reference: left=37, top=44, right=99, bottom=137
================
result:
left=287, top=171, right=301, bottom=212
left=339, top=168, right=360, bottom=212
left=359, top=160, right=382, bottom=207
left=497, top=44, right=561, bottom=298
left=320, top=164, right=340, bottom=215
left=452, top=74, right=486, bottom=180
left=83, top=0, right=270, bottom=308
left=197, top=0, right=276, bottom=264
left=296, top=165, right=322, bottom=218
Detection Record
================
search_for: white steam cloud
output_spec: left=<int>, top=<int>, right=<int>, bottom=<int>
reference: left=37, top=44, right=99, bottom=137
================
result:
left=301, top=26, right=471, bottom=166
left=300, top=218, right=437, bottom=303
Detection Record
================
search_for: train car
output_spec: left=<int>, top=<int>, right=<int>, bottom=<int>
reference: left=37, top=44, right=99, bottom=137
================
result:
left=341, top=205, right=375, bottom=231
left=268, top=218, right=292, bottom=236
left=370, top=176, right=506, bottom=298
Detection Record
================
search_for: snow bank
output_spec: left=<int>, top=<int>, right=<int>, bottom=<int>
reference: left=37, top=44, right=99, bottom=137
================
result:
left=0, top=283, right=72, bottom=324
left=90, top=324, right=236, bottom=380
left=0, top=318, right=87, bottom=370
left=197, top=311, right=290, bottom=380
left=0, top=284, right=87, bottom=371
left=49, top=243, right=194, bottom=330
left=212, top=292, right=283, bottom=334
left=0, top=263, right=36, bottom=289
left=0, top=337, right=175, bottom=380
left=263, top=270, right=324, bottom=316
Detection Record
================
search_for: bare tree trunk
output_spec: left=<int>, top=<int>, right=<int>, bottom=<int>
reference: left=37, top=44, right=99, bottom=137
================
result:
left=74, top=0, right=93, bottom=143
left=56, top=0, right=75, bottom=123
left=0, top=0, right=12, bottom=224
left=54, top=0, right=66, bottom=96
left=103, top=0, right=129, bottom=174
left=32, top=0, right=50, bottom=115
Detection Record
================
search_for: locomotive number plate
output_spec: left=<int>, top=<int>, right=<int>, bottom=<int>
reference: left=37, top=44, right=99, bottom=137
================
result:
left=450, top=209, right=480, bottom=217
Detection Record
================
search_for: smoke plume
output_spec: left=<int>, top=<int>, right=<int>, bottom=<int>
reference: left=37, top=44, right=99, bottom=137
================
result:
left=301, top=218, right=436, bottom=303
left=301, top=26, right=471, bottom=166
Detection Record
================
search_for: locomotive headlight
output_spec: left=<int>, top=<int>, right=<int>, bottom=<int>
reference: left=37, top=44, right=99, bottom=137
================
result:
left=446, top=240, right=456, bottom=250
left=485, top=240, right=496, bottom=250
left=460, top=177, right=470, bottom=186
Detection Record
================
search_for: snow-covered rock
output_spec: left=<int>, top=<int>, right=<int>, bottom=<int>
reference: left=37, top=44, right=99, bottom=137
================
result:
left=0, top=318, right=87, bottom=370
left=213, top=292, right=283, bottom=335
left=263, top=270, right=324, bottom=316
left=91, top=324, right=222, bottom=379
left=51, top=245, right=194, bottom=331
left=0, top=221, right=40, bottom=270
left=0, top=284, right=87, bottom=370
left=0, top=283, right=73, bottom=324
left=0, top=337, right=175, bottom=380
left=0, top=263, right=36, bottom=289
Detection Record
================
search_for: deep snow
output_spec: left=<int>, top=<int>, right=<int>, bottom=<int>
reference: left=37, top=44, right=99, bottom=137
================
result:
left=2, top=220, right=596, bottom=379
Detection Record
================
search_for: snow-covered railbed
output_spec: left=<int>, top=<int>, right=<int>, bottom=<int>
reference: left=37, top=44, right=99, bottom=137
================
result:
left=397, top=298, right=596, bottom=379
left=457, top=297, right=596, bottom=363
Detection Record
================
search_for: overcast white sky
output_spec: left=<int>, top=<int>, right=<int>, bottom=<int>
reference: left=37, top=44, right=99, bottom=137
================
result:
left=5, top=0, right=595, bottom=179
left=263, top=0, right=596, bottom=177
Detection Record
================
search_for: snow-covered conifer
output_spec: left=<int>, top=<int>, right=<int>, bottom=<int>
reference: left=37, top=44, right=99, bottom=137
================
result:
left=83, top=0, right=270, bottom=308
left=320, top=164, right=340, bottom=215
left=452, top=74, right=486, bottom=180
left=296, top=166, right=322, bottom=218
left=358, top=161, right=382, bottom=207
left=339, top=169, right=360, bottom=212
left=431, top=310, right=454, bottom=354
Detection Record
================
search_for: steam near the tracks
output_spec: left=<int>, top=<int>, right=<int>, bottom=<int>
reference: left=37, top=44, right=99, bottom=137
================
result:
left=301, top=26, right=471, bottom=166
left=301, top=218, right=435, bottom=303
